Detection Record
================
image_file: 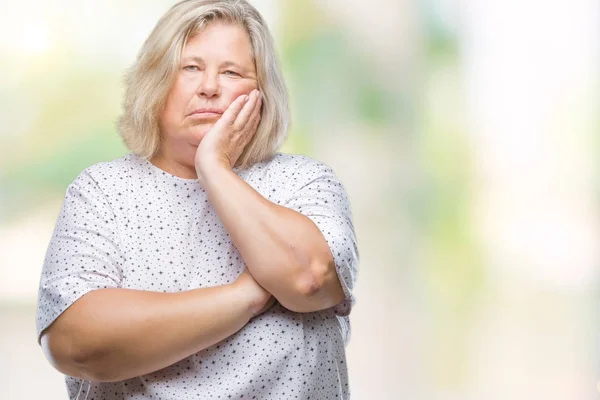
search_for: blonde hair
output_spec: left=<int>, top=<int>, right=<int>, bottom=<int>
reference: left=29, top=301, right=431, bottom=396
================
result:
left=117, top=0, right=290, bottom=168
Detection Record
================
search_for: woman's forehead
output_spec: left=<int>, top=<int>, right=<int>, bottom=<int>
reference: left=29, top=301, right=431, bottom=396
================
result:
left=183, top=22, right=253, bottom=62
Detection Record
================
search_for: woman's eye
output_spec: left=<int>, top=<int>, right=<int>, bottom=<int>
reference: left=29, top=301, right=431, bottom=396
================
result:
left=224, top=70, right=240, bottom=76
left=184, top=65, right=199, bottom=71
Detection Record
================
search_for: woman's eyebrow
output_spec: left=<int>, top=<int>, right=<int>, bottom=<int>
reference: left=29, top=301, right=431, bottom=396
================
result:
left=182, top=56, right=205, bottom=64
left=221, top=60, right=245, bottom=70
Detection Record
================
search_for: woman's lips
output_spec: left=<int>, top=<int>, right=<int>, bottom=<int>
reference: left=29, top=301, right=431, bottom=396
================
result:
left=190, top=107, right=224, bottom=114
left=188, top=111, right=222, bottom=119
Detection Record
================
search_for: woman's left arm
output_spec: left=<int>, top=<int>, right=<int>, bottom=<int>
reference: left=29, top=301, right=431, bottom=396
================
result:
left=201, top=162, right=345, bottom=313
left=195, top=92, right=356, bottom=314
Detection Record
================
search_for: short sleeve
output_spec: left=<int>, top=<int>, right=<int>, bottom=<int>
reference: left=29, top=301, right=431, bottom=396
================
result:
left=36, top=169, right=125, bottom=344
left=281, top=158, right=359, bottom=317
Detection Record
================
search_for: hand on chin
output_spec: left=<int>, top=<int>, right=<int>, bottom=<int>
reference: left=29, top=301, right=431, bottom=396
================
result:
left=189, top=122, right=215, bottom=145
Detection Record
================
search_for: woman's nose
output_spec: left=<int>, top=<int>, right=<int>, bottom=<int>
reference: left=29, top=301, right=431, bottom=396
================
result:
left=197, top=72, right=219, bottom=98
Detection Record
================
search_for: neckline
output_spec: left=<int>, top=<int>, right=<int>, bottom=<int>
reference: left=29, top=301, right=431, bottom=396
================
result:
left=139, top=156, right=199, bottom=184
left=134, top=154, right=247, bottom=184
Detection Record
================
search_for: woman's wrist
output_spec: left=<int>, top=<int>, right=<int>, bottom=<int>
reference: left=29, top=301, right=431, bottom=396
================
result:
left=230, top=277, right=272, bottom=317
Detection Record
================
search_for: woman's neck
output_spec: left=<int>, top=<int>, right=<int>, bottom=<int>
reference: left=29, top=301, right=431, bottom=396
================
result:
left=150, top=147, right=198, bottom=179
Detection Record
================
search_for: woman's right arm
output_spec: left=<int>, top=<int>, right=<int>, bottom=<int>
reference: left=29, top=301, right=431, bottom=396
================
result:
left=40, top=272, right=273, bottom=383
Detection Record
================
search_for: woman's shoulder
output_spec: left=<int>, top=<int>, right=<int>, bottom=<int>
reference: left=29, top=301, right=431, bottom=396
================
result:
left=253, top=152, right=341, bottom=197
left=82, top=153, right=138, bottom=176
left=68, top=153, right=139, bottom=193
left=262, top=152, right=333, bottom=176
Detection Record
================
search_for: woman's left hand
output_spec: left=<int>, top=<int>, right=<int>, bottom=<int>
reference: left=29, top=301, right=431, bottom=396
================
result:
left=195, top=89, right=262, bottom=182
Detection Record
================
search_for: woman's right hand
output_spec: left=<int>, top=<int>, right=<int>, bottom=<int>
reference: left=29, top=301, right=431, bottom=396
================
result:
left=233, top=268, right=277, bottom=318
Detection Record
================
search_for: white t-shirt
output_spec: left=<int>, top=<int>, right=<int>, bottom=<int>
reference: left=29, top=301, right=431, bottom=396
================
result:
left=36, top=152, right=359, bottom=400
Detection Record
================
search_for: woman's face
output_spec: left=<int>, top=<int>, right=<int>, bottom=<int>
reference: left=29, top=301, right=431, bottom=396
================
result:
left=160, top=22, right=258, bottom=151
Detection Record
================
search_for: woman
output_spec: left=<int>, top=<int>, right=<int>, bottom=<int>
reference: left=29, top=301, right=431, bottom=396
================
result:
left=36, top=0, right=359, bottom=399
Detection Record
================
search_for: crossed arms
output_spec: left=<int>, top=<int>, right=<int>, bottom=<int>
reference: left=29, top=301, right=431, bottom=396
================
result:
left=40, top=166, right=346, bottom=382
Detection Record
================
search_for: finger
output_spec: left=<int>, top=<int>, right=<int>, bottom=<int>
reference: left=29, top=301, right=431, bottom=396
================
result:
left=218, top=93, right=250, bottom=127
left=248, top=98, right=262, bottom=134
left=249, top=96, right=262, bottom=131
left=231, top=99, right=261, bottom=166
left=233, top=90, right=260, bottom=130
left=242, top=93, right=261, bottom=129
left=233, top=97, right=261, bottom=155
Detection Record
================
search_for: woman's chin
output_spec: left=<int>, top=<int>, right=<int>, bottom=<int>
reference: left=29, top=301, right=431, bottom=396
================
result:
left=189, top=125, right=213, bottom=144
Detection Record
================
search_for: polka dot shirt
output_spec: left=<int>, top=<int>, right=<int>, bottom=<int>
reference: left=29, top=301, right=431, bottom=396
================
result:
left=36, top=152, right=359, bottom=399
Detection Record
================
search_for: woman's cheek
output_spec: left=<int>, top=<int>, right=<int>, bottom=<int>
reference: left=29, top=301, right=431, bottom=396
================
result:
left=232, top=81, right=259, bottom=97
left=220, top=81, right=258, bottom=109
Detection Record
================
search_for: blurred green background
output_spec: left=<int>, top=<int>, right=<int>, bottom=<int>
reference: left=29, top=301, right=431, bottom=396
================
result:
left=1, top=0, right=598, bottom=399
